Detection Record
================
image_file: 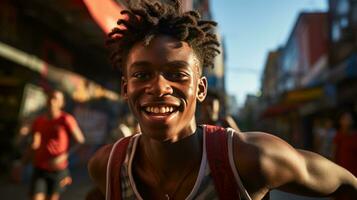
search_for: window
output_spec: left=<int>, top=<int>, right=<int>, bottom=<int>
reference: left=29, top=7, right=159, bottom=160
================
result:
left=337, top=0, right=350, bottom=15
left=340, top=17, right=349, bottom=28
left=331, top=0, right=351, bottom=42
left=352, top=1, right=357, bottom=23
left=332, top=21, right=341, bottom=42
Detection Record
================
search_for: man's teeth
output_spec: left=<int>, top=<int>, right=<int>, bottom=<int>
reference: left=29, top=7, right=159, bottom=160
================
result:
left=145, top=106, right=175, bottom=114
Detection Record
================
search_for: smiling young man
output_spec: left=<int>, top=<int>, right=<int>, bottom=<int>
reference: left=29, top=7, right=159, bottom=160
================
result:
left=88, top=1, right=357, bottom=199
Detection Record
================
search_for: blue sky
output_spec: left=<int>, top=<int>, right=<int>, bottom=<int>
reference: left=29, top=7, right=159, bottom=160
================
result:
left=210, top=0, right=328, bottom=106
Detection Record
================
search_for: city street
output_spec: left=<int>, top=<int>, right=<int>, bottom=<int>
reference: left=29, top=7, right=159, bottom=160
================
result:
left=271, top=190, right=329, bottom=200
left=0, top=165, right=93, bottom=200
left=0, top=183, right=332, bottom=200
left=0, top=167, right=331, bottom=200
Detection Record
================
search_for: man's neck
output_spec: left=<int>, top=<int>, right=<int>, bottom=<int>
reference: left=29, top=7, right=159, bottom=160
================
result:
left=138, top=127, right=203, bottom=176
left=48, top=109, right=62, bottom=119
left=133, top=124, right=203, bottom=199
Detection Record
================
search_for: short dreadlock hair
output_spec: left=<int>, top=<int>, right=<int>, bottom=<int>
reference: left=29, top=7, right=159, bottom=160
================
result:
left=106, top=0, right=220, bottom=77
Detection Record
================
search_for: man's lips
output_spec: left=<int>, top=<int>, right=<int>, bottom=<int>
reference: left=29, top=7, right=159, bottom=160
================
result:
left=141, top=100, right=180, bottom=113
left=139, top=102, right=180, bottom=123
left=143, top=105, right=178, bottom=114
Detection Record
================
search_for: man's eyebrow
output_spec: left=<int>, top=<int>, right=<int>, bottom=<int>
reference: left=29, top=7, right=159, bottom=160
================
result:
left=130, top=61, right=152, bottom=68
left=166, top=60, right=190, bottom=68
left=130, top=60, right=190, bottom=69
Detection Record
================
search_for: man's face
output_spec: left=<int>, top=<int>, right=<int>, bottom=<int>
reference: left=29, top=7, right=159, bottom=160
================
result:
left=340, top=112, right=353, bottom=129
left=122, top=35, right=207, bottom=141
left=200, top=96, right=220, bottom=123
left=47, top=91, right=64, bottom=111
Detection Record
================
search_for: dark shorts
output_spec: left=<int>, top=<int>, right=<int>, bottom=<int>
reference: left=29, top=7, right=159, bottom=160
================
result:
left=30, top=167, right=70, bottom=195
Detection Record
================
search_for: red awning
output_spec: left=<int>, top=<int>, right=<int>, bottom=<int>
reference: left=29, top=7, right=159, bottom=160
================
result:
left=83, top=0, right=127, bottom=34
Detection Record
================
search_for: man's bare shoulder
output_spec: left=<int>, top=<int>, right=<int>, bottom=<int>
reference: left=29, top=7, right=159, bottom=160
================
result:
left=88, top=144, right=114, bottom=194
left=233, top=131, right=294, bottom=154
left=231, top=131, right=281, bottom=174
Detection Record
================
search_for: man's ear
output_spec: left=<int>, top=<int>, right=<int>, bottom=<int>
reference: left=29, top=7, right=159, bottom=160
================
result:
left=197, top=76, right=207, bottom=102
left=121, top=76, right=128, bottom=100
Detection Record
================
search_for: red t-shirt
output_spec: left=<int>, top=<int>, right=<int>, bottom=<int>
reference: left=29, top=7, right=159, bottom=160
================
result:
left=31, top=112, right=79, bottom=171
left=334, top=130, right=357, bottom=176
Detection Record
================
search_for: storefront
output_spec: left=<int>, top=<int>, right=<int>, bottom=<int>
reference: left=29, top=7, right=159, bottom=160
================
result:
left=260, top=85, right=333, bottom=149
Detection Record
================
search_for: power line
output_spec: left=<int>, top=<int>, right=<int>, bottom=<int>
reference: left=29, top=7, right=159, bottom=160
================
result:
left=226, top=67, right=261, bottom=74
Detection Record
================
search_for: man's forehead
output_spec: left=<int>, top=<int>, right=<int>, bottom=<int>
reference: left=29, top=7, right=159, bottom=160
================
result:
left=48, top=90, right=62, bottom=97
left=131, top=35, right=190, bottom=55
left=126, top=35, right=201, bottom=72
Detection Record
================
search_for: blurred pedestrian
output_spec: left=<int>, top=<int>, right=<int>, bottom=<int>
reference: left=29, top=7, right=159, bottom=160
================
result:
left=333, top=111, right=357, bottom=200
left=199, top=89, right=240, bottom=131
left=15, top=89, right=85, bottom=200
left=314, top=118, right=336, bottom=160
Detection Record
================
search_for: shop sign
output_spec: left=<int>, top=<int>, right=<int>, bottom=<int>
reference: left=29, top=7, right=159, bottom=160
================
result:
left=284, top=87, right=323, bottom=103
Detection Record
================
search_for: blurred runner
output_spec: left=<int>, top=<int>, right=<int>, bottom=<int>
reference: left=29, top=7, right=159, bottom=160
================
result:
left=313, top=118, right=336, bottom=160
left=16, top=89, right=85, bottom=200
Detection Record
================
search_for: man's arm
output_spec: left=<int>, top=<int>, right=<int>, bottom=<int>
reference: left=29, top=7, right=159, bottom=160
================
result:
left=20, top=131, right=40, bottom=164
left=88, top=144, right=113, bottom=195
left=67, top=126, right=85, bottom=160
left=65, top=115, right=85, bottom=155
left=72, top=127, right=85, bottom=144
left=283, top=149, right=357, bottom=196
left=67, top=127, right=85, bottom=156
left=67, top=114, right=85, bottom=144
left=11, top=130, right=39, bottom=182
left=224, top=115, right=241, bottom=132
left=233, top=131, right=357, bottom=199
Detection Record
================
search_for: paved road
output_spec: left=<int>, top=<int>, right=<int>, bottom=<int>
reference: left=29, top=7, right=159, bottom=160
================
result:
left=0, top=165, right=93, bottom=200
left=270, top=190, right=330, bottom=200
left=0, top=166, right=332, bottom=200
left=0, top=183, right=332, bottom=200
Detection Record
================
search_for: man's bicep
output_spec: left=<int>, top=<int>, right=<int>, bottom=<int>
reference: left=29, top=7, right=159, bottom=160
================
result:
left=232, top=132, right=306, bottom=196
left=256, top=136, right=339, bottom=195
left=258, top=136, right=308, bottom=189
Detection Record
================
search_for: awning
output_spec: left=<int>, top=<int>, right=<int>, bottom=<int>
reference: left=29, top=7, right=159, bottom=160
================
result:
left=261, top=103, right=301, bottom=118
left=261, top=86, right=325, bottom=118
left=83, top=0, right=127, bottom=34
left=283, top=87, right=324, bottom=104
left=0, top=41, right=119, bottom=102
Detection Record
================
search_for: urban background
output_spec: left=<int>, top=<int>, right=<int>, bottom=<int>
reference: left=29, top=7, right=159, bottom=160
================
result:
left=0, top=0, right=356, bottom=199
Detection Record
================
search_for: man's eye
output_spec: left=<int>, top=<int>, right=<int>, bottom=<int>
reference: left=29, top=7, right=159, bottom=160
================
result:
left=166, top=72, right=188, bottom=80
left=133, top=72, right=151, bottom=80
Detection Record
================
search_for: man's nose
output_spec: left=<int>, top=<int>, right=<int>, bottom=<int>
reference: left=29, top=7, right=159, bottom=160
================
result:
left=146, top=74, right=173, bottom=97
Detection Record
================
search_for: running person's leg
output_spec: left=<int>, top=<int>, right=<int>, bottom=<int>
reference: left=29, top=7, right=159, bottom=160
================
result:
left=30, top=168, right=47, bottom=200
left=46, top=169, right=71, bottom=200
